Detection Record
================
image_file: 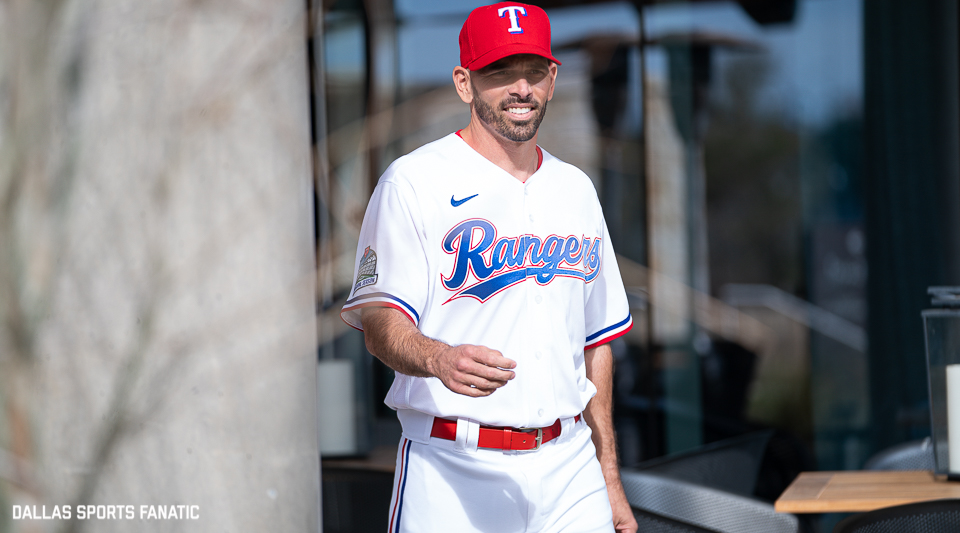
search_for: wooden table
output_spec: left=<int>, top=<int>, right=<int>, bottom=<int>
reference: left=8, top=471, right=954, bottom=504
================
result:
left=775, top=471, right=960, bottom=513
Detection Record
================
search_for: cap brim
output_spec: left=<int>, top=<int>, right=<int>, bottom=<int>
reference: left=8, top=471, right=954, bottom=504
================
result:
left=465, top=43, right=561, bottom=70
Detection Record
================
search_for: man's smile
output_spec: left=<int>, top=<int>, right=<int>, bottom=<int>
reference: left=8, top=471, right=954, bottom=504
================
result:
left=505, top=106, right=533, bottom=116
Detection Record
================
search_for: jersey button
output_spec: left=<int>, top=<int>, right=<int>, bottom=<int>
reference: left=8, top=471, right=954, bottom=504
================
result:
left=538, top=409, right=544, bottom=417
left=528, top=214, right=535, bottom=222
left=535, top=295, right=543, bottom=304
left=535, top=351, right=542, bottom=360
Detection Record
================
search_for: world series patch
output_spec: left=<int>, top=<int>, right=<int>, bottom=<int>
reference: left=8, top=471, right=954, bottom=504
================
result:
left=354, top=246, right=378, bottom=292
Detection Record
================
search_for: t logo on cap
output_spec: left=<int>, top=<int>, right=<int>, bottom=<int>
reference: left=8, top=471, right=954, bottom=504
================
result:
left=498, top=6, right=527, bottom=34
left=459, top=1, right=562, bottom=71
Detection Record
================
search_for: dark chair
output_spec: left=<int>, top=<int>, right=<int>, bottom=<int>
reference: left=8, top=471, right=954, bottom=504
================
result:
left=863, top=437, right=935, bottom=471
left=633, top=507, right=719, bottom=533
left=621, top=431, right=800, bottom=533
left=633, top=431, right=773, bottom=496
left=833, top=499, right=960, bottom=533
left=621, top=470, right=799, bottom=533
left=321, top=466, right=394, bottom=533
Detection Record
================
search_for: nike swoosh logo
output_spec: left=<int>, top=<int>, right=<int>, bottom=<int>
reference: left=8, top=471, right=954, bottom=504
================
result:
left=451, top=194, right=479, bottom=207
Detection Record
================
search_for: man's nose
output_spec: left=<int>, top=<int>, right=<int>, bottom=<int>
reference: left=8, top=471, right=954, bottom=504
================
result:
left=508, top=76, right=534, bottom=99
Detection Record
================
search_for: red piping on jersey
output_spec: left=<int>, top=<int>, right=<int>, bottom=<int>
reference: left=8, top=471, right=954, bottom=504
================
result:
left=584, top=321, right=633, bottom=351
left=340, top=302, right=417, bottom=332
left=455, top=129, right=543, bottom=170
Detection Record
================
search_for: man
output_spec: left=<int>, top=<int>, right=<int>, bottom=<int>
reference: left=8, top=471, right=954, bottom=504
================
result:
left=341, top=3, right=638, bottom=532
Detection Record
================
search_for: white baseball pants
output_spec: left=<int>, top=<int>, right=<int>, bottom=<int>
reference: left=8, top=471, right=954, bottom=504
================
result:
left=386, top=416, right=615, bottom=533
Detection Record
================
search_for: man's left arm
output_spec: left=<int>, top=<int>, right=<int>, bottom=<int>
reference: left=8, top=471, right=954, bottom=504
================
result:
left=583, top=343, right=638, bottom=533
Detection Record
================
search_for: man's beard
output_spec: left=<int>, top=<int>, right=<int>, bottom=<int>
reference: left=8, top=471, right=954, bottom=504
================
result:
left=472, top=85, right=548, bottom=143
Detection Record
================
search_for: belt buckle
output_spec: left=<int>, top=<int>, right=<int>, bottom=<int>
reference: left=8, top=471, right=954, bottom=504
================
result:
left=517, top=427, right=543, bottom=451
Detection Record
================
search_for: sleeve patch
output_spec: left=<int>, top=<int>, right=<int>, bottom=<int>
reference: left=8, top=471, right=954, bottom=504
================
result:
left=354, top=246, right=379, bottom=292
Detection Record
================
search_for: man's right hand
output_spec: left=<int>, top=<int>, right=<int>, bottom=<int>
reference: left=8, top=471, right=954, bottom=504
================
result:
left=428, top=344, right=516, bottom=397
left=360, top=306, right=516, bottom=397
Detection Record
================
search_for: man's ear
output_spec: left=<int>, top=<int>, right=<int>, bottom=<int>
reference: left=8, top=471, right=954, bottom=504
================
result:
left=453, top=66, right=473, bottom=104
left=546, top=62, right=558, bottom=102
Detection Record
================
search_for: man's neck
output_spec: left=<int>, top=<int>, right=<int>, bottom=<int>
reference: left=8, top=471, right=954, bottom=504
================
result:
left=459, top=121, right=539, bottom=183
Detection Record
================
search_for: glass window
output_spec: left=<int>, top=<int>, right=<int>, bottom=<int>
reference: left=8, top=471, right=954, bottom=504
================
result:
left=315, top=5, right=960, bottom=518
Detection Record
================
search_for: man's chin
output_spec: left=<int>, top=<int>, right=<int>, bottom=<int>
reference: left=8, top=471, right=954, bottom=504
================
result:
left=502, top=130, right=538, bottom=143
left=500, top=117, right=539, bottom=140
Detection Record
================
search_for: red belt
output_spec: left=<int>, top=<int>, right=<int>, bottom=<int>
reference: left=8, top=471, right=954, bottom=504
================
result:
left=430, top=415, right=581, bottom=451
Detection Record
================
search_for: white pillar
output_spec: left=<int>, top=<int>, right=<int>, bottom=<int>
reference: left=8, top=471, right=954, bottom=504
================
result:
left=0, top=1, right=320, bottom=531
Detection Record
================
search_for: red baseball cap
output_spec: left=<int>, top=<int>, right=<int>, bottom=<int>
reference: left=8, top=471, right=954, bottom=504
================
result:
left=459, top=2, right=562, bottom=71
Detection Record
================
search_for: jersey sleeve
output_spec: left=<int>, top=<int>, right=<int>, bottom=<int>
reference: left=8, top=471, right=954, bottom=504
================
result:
left=340, top=179, right=428, bottom=330
left=583, top=215, right=633, bottom=350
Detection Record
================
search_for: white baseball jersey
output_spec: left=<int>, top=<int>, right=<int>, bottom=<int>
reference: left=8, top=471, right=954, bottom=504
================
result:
left=341, top=132, right=632, bottom=432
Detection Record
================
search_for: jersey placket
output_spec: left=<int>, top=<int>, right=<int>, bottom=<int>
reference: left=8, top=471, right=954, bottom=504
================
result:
left=522, top=182, right=550, bottom=428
